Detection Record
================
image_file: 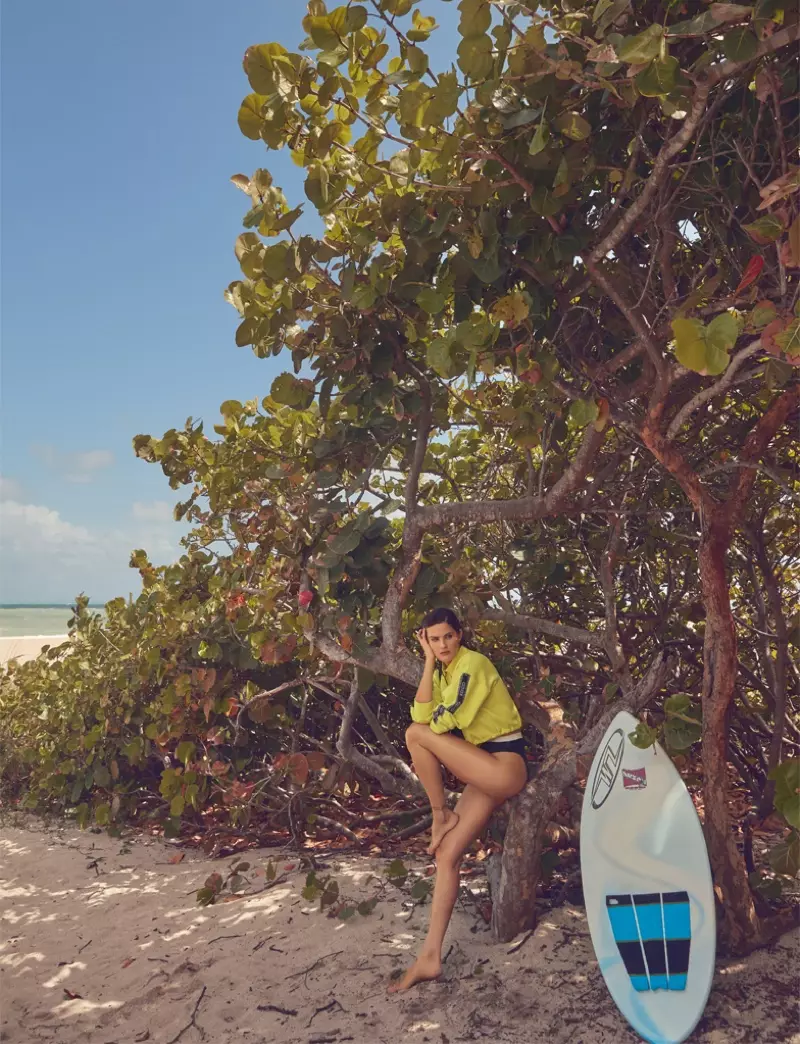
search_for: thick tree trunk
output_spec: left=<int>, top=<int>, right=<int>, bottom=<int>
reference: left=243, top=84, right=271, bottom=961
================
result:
left=491, top=651, right=674, bottom=942
left=491, top=763, right=574, bottom=941
left=698, top=515, right=761, bottom=954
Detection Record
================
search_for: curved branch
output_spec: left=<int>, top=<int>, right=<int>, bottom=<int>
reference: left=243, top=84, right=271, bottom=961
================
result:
left=481, top=608, right=604, bottom=649
left=415, top=424, right=606, bottom=529
left=728, top=385, right=800, bottom=522
left=667, top=341, right=764, bottom=439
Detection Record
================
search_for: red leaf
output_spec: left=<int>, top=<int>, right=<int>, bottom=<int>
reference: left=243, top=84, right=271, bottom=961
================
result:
left=298, top=590, right=314, bottom=608
left=287, top=753, right=309, bottom=787
left=733, top=255, right=764, bottom=297
left=762, top=316, right=788, bottom=355
left=168, top=852, right=185, bottom=865
left=519, top=364, right=542, bottom=386
left=122, top=957, right=135, bottom=969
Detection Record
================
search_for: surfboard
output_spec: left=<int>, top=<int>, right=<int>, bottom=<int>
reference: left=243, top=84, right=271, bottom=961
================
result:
left=580, top=710, right=716, bottom=1044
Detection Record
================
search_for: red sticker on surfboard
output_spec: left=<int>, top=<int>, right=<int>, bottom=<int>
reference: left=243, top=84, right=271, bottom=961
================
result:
left=622, top=767, right=647, bottom=790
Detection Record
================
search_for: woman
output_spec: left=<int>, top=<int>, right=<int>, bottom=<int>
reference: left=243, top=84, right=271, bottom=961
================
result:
left=388, top=607, right=528, bottom=993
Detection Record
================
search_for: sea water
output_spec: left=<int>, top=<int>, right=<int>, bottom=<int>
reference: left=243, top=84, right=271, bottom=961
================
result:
left=0, top=606, right=104, bottom=638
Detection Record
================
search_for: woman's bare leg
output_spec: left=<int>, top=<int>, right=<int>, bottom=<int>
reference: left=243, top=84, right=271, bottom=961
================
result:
left=405, top=723, right=528, bottom=802
left=405, top=729, right=460, bottom=853
left=388, top=784, right=497, bottom=993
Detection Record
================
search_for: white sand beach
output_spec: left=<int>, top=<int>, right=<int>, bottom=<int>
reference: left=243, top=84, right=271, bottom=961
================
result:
left=0, top=637, right=68, bottom=668
left=0, top=817, right=797, bottom=1044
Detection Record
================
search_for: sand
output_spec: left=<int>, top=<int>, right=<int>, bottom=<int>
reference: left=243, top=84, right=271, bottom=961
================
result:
left=0, top=637, right=68, bottom=668
left=0, top=817, right=797, bottom=1044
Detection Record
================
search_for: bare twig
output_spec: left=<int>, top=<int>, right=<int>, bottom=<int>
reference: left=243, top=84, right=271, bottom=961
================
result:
left=257, top=1003, right=297, bottom=1016
left=165, top=985, right=207, bottom=1044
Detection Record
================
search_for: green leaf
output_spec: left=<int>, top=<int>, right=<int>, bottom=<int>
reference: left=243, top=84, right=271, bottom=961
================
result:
left=175, top=741, right=196, bottom=766
left=528, top=115, right=550, bottom=156
left=457, top=34, right=494, bottom=80
left=553, top=111, right=591, bottom=141
left=407, top=45, right=428, bottom=75
left=410, top=879, right=432, bottom=900
left=320, top=879, right=340, bottom=908
left=93, top=763, right=111, bottom=787
left=628, top=722, right=660, bottom=749
left=768, top=830, right=800, bottom=877
left=618, top=25, right=664, bottom=64
left=358, top=896, right=379, bottom=916
left=385, top=858, right=408, bottom=883
left=749, top=869, right=783, bottom=901
left=723, top=27, right=759, bottom=61
left=237, top=95, right=267, bottom=140
left=345, top=5, right=368, bottom=32
left=416, top=286, right=447, bottom=315
left=427, top=337, right=457, bottom=379
left=742, top=215, right=785, bottom=244
left=271, top=373, right=315, bottom=409
left=672, top=317, right=730, bottom=375
left=569, top=399, right=600, bottom=426
left=774, top=319, right=800, bottom=360
left=244, top=43, right=290, bottom=94
left=706, top=312, right=740, bottom=354
left=748, top=300, right=777, bottom=330
left=771, top=759, right=800, bottom=830
left=664, top=692, right=692, bottom=716
left=664, top=716, right=702, bottom=751
left=95, top=802, right=111, bottom=826
left=170, top=794, right=185, bottom=817
left=635, top=57, right=679, bottom=97
left=338, top=905, right=357, bottom=920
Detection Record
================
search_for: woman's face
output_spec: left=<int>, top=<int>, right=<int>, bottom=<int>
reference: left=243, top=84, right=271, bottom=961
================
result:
left=425, top=622, right=462, bottom=665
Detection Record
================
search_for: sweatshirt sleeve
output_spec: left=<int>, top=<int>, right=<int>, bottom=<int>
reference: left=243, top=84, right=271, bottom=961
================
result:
left=410, top=667, right=440, bottom=724
left=429, top=656, right=497, bottom=735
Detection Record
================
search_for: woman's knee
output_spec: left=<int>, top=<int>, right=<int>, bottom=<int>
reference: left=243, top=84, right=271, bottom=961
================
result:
left=405, top=722, right=427, bottom=748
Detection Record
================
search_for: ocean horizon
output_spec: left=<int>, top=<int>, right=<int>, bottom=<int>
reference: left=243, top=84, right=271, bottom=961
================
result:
left=0, top=605, right=105, bottom=638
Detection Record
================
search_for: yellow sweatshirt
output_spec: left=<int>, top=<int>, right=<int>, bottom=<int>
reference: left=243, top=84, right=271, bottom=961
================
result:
left=410, top=645, right=522, bottom=746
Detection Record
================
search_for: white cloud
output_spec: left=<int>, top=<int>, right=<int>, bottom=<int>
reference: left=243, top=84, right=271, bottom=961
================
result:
left=30, top=444, right=114, bottom=484
left=0, top=494, right=185, bottom=604
left=132, top=500, right=174, bottom=523
left=0, top=500, right=94, bottom=558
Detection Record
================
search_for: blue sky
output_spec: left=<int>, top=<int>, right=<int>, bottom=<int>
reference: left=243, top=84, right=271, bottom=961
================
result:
left=0, top=2, right=460, bottom=604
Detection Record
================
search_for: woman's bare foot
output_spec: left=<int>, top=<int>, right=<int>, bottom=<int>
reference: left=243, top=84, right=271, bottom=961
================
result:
left=387, top=952, right=442, bottom=993
left=427, top=808, right=458, bottom=855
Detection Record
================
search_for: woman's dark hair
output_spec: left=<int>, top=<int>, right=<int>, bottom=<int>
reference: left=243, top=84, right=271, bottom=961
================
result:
left=421, top=607, right=462, bottom=633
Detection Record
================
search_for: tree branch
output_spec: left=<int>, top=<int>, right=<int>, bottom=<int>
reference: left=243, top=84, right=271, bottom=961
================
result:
left=337, top=678, right=422, bottom=796
left=667, top=341, right=764, bottom=439
left=414, top=424, right=606, bottom=529
left=728, top=385, right=800, bottom=523
left=584, top=258, right=667, bottom=385
left=481, top=608, right=605, bottom=649
left=600, top=515, right=633, bottom=693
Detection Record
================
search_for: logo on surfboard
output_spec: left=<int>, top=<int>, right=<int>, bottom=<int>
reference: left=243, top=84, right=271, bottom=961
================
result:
left=590, top=728, right=625, bottom=809
left=622, top=767, right=647, bottom=790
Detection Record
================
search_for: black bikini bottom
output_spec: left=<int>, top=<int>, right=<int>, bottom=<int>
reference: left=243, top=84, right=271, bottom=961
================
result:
left=480, top=736, right=526, bottom=757
left=452, top=729, right=526, bottom=759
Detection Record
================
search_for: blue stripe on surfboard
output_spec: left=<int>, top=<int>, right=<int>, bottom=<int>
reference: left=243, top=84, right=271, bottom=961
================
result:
left=662, top=898, right=691, bottom=939
left=607, top=899, right=639, bottom=942
left=633, top=899, right=663, bottom=940
left=668, top=973, right=688, bottom=991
